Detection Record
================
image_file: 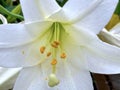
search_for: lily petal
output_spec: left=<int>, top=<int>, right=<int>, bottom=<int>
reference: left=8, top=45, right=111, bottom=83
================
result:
left=0, top=40, right=42, bottom=68
left=60, top=43, right=93, bottom=90
left=47, top=0, right=101, bottom=23
left=85, top=38, right=120, bottom=74
left=13, top=60, right=93, bottom=90
left=38, top=0, right=61, bottom=18
left=99, top=29, right=120, bottom=47
left=39, top=48, right=93, bottom=90
left=0, top=21, right=52, bottom=48
left=0, top=14, right=7, bottom=24
left=41, top=59, right=93, bottom=90
left=58, top=62, right=93, bottom=90
left=75, top=0, right=118, bottom=34
left=20, top=0, right=43, bottom=22
left=62, top=0, right=101, bottom=22
left=0, top=24, right=32, bottom=47
left=20, top=0, right=61, bottom=22
left=63, top=24, right=97, bottom=46
left=13, top=65, right=49, bottom=90
left=0, top=22, right=52, bottom=68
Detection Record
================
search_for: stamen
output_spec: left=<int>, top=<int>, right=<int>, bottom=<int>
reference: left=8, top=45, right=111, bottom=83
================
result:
left=51, top=43, right=58, bottom=48
left=47, top=52, right=51, bottom=57
left=51, top=59, right=57, bottom=65
left=51, top=41, right=60, bottom=48
left=60, top=53, right=66, bottom=59
left=54, top=41, right=60, bottom=45
left=48, top=73, right=60, bottom=87
left=38, top=22, right=66, bottom=87
left=40, top=46, right=46, bottom=54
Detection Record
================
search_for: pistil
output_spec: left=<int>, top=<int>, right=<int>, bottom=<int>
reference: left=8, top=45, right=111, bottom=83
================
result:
left=48, top=73, right=60, bottom=87
left=39, top=22, right=67, bottom=87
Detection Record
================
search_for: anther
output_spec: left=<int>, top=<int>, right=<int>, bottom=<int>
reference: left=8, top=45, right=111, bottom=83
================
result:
left=51, top=59, right=57, bottom=65
left=40, top=46, right=46, bottom=54
left=47, top=52, right=51, bottom=57
left=60, top=53, right=66, bottom=59
left=48, top=73, right=60, bottom=87
left=51, top=43, right=58, bottom=48
left=54, top=41, right=60, bottom=45
left=51, top=41, right=60, bottom=48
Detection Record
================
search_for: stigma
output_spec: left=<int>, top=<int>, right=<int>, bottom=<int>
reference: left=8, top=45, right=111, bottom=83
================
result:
left=48, top=73, right=60, bottom=87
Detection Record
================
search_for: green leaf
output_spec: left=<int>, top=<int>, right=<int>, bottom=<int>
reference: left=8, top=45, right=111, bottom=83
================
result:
left=6, top=0, right=13, bottom=6
left=56, top=0, right=68, bottom=7
left=7, top=4, right=23, bottom=22
left=0, top=0, right=7, bottom=7
left=0, top=5, right=24, bottom=22
left=114, top=0, right=120, bottom=15
left=0, top=0, right=13, bottom=7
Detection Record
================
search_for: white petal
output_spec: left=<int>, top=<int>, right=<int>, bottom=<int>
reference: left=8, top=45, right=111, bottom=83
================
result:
left=0, top=21, right=52, bottom=48
left=13, top=66, right=47, bottom=90
left=0, top=28, right=57, bottom=68
left=63, top=0, right=101, bottom=22
left=13, top=65, right=59, bottom=90
left=0, top=14, right=7, bottom=24
left=62, top=24, right=97, bottom=46
left=0, top=24, right=32, bottom=48
left=47, top=0, right=101, bottom=23
left=85, top=38, right=120, bottom=74
left=0, top=22, right=53, bottom=68
left=57, top=43, right=93, bottom=90
left=0, top=41, right=40, bottom=67
left=13, top=43, right=93, bottom=90
left=40, top=52, right=93, bottom=90
left=100, top=29, right=120, bottom=47
left=59, top=31, right=87, bottom=69
left=24, top=21, right=52, bottom=40
left=0, top=68, right=21, bottom=90
left=20, top=0, right=44, bottom=22
left=38, top=0, right=61, bottom=18
left=75, top=0, right=118, bottom=34
left=55, top=61, right=93, bottom=90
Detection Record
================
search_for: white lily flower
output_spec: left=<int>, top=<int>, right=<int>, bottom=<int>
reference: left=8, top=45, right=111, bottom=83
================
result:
left=100, top=23, right=120, bottom=47
left=0, top=0, right=120, bottom=90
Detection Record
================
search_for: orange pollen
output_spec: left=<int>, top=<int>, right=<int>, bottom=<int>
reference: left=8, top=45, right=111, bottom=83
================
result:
left=60, top=53, right=66, bottom=59
left=51, top=59, right=57, bottom=65
left=47, top=52, right=51, bottom=57
left=51, top=43, right=58, bottom=48
left=40, top=46, right=46, bottom=54
left=54, top=41, right=60, bottom=45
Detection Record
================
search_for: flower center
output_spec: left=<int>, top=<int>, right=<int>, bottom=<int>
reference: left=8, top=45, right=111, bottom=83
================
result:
left=39, top=22, right=67, bottom=87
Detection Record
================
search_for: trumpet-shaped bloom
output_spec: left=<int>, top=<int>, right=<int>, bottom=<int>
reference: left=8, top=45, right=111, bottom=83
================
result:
left=0, top=0, right=120, bottom=90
